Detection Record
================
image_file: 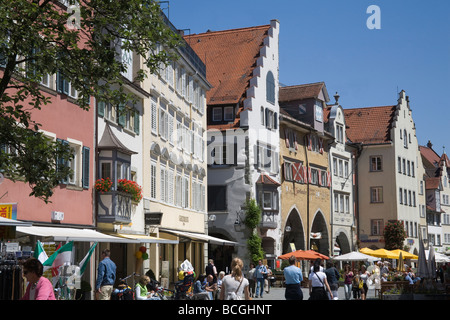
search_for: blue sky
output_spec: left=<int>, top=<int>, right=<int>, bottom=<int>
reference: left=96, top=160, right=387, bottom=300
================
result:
left=166, top=0, right=450, bottom=154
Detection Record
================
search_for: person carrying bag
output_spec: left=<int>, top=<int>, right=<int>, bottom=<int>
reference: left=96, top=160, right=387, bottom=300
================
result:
left=308, top=259, right=333, bottom=300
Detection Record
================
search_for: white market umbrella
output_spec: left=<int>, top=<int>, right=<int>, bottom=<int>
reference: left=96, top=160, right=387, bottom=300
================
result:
left=416, top=236, right=429, bottom=279
left=424, top=250, right=450, bottom=263
left=427, top=245, right=436, bottom=279
left=332, top=251, right=381, bottom=262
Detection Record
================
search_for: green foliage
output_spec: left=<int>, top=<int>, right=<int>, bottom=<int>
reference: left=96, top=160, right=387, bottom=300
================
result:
left=383, top=220, right=407, bottom=250
left=243, top=198, right=261, bottom=230
left=243, top=198, right=265, bottom=263
left=0, top=0, right=181, bottom=202
left=247, top=233, right=265, bottom=264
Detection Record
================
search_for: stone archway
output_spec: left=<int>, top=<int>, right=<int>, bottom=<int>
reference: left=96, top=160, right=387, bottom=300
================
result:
left=310, top=211, right=330, bottom=256
left=282, top=208, right=305, bottom=254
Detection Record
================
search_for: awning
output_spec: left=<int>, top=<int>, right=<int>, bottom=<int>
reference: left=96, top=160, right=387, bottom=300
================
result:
left=111, top=233, right=179, bottom=244
left=160, top=228, right=238, bottom=246
left=0, top=217, right=32, bottom=227
left=16, top=226, right=135, bottom=243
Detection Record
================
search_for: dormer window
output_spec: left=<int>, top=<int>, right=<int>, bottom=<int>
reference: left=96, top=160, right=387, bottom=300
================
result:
left=211, top=106, right=235, bottom=123
left=224, top=106, right=234, bottom=121
left=212, top=107, right=222, bottom=121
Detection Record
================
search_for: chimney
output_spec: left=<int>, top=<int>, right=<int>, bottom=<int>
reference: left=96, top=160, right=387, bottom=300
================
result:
left=427, top=140, right=433, bottom=149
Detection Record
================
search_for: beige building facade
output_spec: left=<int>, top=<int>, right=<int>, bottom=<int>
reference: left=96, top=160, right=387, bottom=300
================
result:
left=279, top=83, right=333, bottom=257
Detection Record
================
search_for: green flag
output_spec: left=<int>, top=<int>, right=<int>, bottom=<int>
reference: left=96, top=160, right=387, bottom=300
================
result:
left=33, top=240, right=48, bottom=264
left=79, top=242, right=97, bottom=276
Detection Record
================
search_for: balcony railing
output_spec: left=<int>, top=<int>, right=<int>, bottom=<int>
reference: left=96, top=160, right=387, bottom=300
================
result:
left=97, top=191, right=132, bottom=224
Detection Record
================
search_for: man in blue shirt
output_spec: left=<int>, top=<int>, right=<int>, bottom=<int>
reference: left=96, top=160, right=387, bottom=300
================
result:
left=254, top=260, right=267, bottom=298
left=283, top=255, right=303, bottom=300
left=96, top=249, right=117, bottom=300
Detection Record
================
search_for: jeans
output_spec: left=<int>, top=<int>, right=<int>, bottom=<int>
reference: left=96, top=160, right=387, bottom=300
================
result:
left=344, top=283, right=352, bottom=300
left=255, top=278, right=265, bottom=297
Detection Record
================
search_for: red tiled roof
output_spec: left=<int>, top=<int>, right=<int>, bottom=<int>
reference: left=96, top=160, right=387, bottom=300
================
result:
left=184, top=25, right=271, bottom=106
left=256, top=173, right=280, bottom=186
left=343, top=105, right=397, bottom=144
left=279, top=82, right=326, bottom=102
left=425, top=177, right=441, bottom=190
left=420, top=145, right=441, bottom=168
left=440, top=153, right=450, bottom=167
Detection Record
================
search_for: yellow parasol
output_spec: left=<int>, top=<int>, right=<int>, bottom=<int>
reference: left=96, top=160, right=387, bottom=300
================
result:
left=390, top=249, right=418, bottom=260
left=367, top=248, right=398, bottom=259
left=359, top=247, right=375, bottom=255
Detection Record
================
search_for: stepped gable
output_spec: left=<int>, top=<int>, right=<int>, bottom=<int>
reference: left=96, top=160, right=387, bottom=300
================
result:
left=184, top=24, right=271, bottom=106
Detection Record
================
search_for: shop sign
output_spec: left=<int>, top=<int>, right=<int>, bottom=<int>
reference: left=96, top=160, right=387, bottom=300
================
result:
left=144, top=212, right=162, bottom=225
left=0, top=203, right=17, bottom=220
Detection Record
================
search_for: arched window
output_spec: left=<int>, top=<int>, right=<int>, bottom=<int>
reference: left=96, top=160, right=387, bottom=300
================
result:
left=266, top=71, right=275, bottom=104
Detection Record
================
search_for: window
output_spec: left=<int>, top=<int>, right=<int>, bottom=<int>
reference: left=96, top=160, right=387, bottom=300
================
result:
left=403, top=129, right=408, bottom=148
left=336, top=124, right=344, bottom=143
left=212, top=107, right=222, bottom=122
left=256, top=143, right=279, bottom=174
left=370, top=187, right=383, bottom=203
left=261, top=107, right=265, bottom=125
left=399, top=188, right=403, bottom=204
left=266, top=71, right=275, bottom=104
left=224, top=106, right=234, bottom=121
left=370, top=156, right=382, bottom=172
left=208, top=185, right=226, bottom=211
left=283, top=161, right=293, bottom=181
left=263, top=192, right=272, bottom=209
left=371, top=219, right=384, bottom=235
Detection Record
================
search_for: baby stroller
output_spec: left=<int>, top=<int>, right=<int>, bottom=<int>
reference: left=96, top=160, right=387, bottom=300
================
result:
left=111, top=280, right=135, bottom=300
left=174, top=272, right=194, bottom=300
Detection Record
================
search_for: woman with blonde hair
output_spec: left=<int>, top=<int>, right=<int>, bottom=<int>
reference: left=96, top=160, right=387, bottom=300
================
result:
left=219, top=257, right=250, bottom=300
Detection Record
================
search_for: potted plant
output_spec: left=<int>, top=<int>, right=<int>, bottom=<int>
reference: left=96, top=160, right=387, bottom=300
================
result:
left=95, top=177, right=113, bottom=193
left=117, top=179, right=143, bottom=203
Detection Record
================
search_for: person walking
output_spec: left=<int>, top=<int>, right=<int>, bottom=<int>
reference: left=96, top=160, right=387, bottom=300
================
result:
left=352, top=273, right=361, bottom=300
left=247, top=263, right=256, bottom=297
left=95, top=248, right=117, bottom=300
left=283, top=255, right=303, bottom=300
left=343, top=264, right=354, bottom=300
left=308, top=258, right=333, bottom=300
left=324, top=261, right=340, bottom=300
left=219, top=257, right=249, bottom=300
left=205, top=259, right=218, bottom=283
left=359, top=264, right=370, bottom=300
left=21, top=258, right=56, bottom=300
left=254, top=259, right=267, bottom=298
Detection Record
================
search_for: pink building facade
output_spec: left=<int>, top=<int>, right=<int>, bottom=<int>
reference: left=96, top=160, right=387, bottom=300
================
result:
left=1, top=85, right=94, bottom=227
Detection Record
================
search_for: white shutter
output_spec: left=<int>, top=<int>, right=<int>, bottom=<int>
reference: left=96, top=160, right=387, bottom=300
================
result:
left=160, top=166, right=166, bottom=202
left=168, top=168, right=174, bottom=204
left=151, top=98, right=157, bottom=134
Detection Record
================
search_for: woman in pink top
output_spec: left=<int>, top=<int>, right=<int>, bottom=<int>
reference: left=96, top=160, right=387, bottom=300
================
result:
left=21, top=258, right=56, bottom=300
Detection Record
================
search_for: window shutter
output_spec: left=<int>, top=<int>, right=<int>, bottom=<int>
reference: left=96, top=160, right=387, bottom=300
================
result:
left=294, top=133, right=298, bottom=150
left=98, top=100, right=105, bottom=117
left=82, top=146, right=90, bottom=189
left=134, top=109, right=140, bottom=135
left=284, top=129, right=290, bottom=148
left=118, top=104, right=126, bottom=127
